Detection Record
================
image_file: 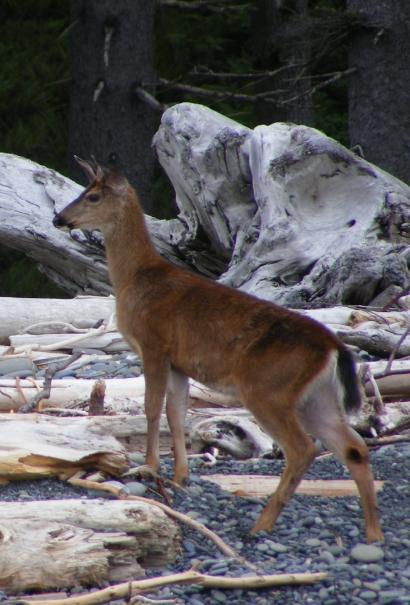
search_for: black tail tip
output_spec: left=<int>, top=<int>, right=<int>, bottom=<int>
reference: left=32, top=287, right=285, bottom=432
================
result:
left=338, top=346, right=362, bottom=414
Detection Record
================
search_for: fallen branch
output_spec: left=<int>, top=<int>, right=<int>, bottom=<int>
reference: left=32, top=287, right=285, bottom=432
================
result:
left=366, top=434, right=410, bottom=447
left=19, top=352, right=82, bottom=413
left=14, top=568, right=327, bottom=605
left=67, top=476, right=243, bottom=562
left=383, top=324, right=410, bottom=375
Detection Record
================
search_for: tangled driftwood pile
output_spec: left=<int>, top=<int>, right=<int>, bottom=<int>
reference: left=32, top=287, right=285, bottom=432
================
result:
left=0, top=103, right=409, bottom=598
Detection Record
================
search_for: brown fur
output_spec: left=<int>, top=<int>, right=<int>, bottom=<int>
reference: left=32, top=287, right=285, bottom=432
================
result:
left=53, top=161, right=383, bottom=543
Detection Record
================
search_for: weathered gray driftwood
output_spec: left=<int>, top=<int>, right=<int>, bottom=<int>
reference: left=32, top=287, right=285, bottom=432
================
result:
left=0, top=414, right=129, bottom=478
left=2, top=296, right=410, bottom=358
left=0, top=499, right=180, bottom=592
left=0, top=296, right=115, bottom=344
left=153, top=103, right=410, bottom=306
left=1, top=103, right=409, bottom=305
left=0, top=155, right=182, bottom=296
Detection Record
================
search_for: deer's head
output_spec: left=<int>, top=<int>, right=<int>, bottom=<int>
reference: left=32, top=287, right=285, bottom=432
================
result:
left=53, top=157, right=129, bottom=232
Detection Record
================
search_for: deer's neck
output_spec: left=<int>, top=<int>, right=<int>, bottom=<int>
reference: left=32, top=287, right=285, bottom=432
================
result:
left=102, top=193, right=160, bottom=293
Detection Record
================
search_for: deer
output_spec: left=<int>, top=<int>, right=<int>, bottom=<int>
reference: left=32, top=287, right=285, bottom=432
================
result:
left=53, top=158, right=383, bottom=543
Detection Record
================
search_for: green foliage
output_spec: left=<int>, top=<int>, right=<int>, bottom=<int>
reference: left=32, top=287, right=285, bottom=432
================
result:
left=0, top=245, right=67, bottom=298
left=0, top=0, right=69, bottom=175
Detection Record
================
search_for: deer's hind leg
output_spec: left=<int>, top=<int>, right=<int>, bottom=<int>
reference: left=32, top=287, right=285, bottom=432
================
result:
left=248, top=399, right=317, bottom=534
left=299, top=393, right=383, bottom=543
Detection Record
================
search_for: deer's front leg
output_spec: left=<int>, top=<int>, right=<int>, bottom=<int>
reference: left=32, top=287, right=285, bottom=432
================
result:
left=143, top=356, right=170, bottom=475
left=166, top=369, right=190, bottom=485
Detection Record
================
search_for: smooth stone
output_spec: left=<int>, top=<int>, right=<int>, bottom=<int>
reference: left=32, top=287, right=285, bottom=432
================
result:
left=127, top=452, right=146, bottom=466
left=360, top=590, right=378, bottom=601
left=86, top=489, right=114, bottom=499
left=305, top=538, right=322, bottom=547
left=211, top=589, right=230, bottom=603
left=350, top=543, right=384, bottom=563
left=318, top=550, right=336, bottom=565
left=379, top=590, right=406, bottom=603
left=124, top=481, right=147, bottom=496
left=102, top=481, right=129, bottom=494
left=265, top=540, right=288, bottom=553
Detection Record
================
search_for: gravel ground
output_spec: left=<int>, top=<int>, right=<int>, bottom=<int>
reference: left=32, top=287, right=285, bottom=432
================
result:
left=1, top=443, right=409, bottom=605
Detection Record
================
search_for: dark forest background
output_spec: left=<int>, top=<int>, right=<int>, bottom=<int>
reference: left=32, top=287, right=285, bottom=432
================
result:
left=1, top=0, right=409, bottom=296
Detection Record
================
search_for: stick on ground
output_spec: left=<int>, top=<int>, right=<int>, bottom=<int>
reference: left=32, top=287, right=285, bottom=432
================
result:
left=12, top=568, right=328, bottom=605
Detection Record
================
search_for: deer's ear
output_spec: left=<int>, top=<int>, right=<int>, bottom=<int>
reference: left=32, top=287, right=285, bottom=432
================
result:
left=74, top=156, right=97, bottom=183
left=95, top=165, right=105, bottom=182
left=103, top=170, right=129, bottom=196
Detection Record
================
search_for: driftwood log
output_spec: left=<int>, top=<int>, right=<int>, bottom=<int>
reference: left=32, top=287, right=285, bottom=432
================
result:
left=0, top=499, right=180, bottom=593
left=153, top=103, right=410, bottom=306
left=1, top=296, right=409, bottom=359
left=0, top=103, right=409, bottom=305
left=204, top=474, right=384, bottom=499
left=0, top=296, right=115, bottom=345
left=0, top=413, right=129, bottom=479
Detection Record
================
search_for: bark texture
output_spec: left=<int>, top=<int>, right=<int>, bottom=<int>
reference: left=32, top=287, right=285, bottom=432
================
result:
left=68, top=0, right=157, bottom=211
left=348, top=0, right=410, bottom=184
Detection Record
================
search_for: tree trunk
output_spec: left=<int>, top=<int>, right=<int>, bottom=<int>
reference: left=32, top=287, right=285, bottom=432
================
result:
left=68, top=0, right=157, bottom=211
left=0, top=499, right=180, bottom=592
left=348, top=0, right=410, bottom=184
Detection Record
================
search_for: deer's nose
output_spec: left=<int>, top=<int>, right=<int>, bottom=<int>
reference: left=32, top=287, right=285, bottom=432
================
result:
left=53, top=214, right=66, bottom=228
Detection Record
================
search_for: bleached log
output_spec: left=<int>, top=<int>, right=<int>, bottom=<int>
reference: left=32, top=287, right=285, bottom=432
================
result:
left=0, top=154, right=185, bottom=297
left=337, top=325, right=410, bottom=357
left=3, top=298, right=410, bottom=362
left=0, top=499, right=180, bottom=592
left=9, top=331, right=130, bottom=353
left=0, top=412, right=174, bottom=457
left=154, top=103, right=410, bottom=306
left=0, top=375, right=235, bottom=412
left=204, top=475, right=384, bottom=499
left=0, top=357, right=409, bottom=412
left=0, top=296, right=116, bottom=344
left=0, top=376, right=146, bottom=411
left=0, top=414, right=129, bottom=478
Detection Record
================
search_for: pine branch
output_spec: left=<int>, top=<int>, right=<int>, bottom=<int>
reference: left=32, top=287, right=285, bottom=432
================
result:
left=158, top=78, right=286, bottom=104
left=159, top=0, right=252, bottom=14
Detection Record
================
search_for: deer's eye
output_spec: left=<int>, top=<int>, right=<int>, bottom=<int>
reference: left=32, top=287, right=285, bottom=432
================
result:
left=87, top=193, right=100, bottom=203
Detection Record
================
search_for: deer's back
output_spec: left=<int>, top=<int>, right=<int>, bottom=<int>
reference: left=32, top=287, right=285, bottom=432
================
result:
left=115, top=260, right=340, bottom=394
